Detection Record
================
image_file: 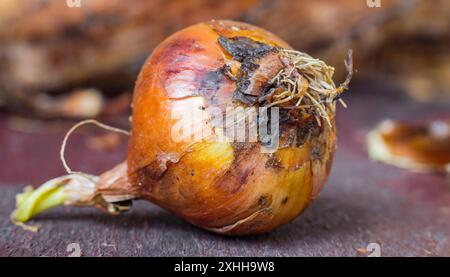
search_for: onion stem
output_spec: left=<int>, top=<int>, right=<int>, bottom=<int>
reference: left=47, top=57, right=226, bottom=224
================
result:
left=11, top=174, right=98, bottom=227
left=12, top=182, right=66, bottom=223
left=11, top=119, right=132, bottom=230
left=12, top=173, right=133, bottom=231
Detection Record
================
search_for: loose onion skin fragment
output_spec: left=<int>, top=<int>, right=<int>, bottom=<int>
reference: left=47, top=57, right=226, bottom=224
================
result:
left=12, top=20, right=351, bottom=235
left=367, top=119, right=450, bottom=173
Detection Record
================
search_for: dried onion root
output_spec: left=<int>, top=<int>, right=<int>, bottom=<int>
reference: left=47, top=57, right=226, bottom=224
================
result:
left=266, top=48, right=352, bottom=127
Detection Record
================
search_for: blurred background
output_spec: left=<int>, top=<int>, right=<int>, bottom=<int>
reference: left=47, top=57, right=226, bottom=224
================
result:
left=0, top=0, right=450, bottom=182
left=0, top=0, right=449, bottom=185
left=1, top=0, right=450, bottom=257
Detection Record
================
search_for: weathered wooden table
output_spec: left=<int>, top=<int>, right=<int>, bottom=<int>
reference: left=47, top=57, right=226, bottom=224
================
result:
left=1, top=81, right=449, bottom=256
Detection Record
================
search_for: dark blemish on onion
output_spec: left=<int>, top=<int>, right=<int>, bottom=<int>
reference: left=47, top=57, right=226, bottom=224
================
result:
left=265, top=155, right=283, bottom=169
left=136, top=163, right=164, bottom=181
left=198, top=69, right=224, bottom=103
left=133, top=164, right=163, bottom=193
left=257, top=195, right=272, bottom=208
left=296, top=117, right=321, bottom=147
left=232, top=142, right=256, bottom=158
left=135, top=153, right=180, bottom=184
left=259, top=196, right=266, bottom=206
left=214, top=145, right=258, bottom=193
left=218, top=36, right=279, bottom=106
left=218, top=36, right=274, bottom=62
left=220, top=64, right=237, bottom=81
left=282, top=197, right=289, bottom=204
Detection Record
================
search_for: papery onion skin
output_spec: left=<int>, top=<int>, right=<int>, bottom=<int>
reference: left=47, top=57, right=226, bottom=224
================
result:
left=127, top=20, right=337, bottom=235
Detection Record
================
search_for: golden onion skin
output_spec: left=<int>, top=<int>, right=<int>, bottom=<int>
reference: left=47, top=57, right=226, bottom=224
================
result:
left=127, top=20, right=336, bottom=235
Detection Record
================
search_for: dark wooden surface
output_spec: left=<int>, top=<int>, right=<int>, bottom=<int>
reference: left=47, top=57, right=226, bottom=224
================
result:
left=1, top=81, right=449, bottom=256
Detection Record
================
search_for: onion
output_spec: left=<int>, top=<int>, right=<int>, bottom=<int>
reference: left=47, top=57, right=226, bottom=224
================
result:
left=12, top=20, right=352, bottom=235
